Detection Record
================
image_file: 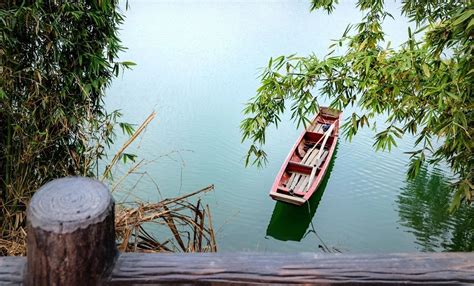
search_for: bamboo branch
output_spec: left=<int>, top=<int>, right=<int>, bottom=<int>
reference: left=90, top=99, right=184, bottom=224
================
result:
left=102, top=111, right=156, bottom=180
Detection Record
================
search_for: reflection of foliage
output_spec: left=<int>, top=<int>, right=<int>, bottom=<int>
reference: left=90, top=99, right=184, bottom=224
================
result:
left=397, top=167, right=474, bottom=251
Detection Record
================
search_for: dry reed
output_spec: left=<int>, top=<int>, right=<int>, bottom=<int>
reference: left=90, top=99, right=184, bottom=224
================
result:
left=0, top=112, right=217, bottom=255
left=115, top=185, right=216, bottom=253
left=0, top=185, right=217, bottom=255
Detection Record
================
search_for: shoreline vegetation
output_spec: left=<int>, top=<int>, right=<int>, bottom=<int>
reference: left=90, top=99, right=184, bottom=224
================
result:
left=0, top=1, right=216, bottom=256
left=0, top=112, right=217, bottom=256
left=108, top=113, right=217, bottom=254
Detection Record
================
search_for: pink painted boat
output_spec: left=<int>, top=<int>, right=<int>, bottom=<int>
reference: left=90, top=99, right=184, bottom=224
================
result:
left=269, top=107, right=342, bottom=205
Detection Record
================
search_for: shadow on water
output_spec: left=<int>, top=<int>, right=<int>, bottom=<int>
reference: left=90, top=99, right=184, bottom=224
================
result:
left=397, top=167, right=474, bottom=251
left=265, top=144, right=338, bottom=243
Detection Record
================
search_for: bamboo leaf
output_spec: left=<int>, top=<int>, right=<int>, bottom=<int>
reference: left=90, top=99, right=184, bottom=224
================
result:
left=452, top=10, right=474, bottom=26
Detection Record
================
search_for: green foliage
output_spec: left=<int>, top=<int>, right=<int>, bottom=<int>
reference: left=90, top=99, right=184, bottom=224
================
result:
left=0, top=0, right=132, bottom=244
left=241, top=0, right=473, bottom=209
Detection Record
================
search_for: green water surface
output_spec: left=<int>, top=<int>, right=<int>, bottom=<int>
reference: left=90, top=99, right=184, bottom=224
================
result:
left=107, top=0, right=473, bottom=252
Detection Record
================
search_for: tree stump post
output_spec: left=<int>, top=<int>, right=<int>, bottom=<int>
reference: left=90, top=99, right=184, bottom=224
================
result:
left=26, top=177, right=117, bottom=286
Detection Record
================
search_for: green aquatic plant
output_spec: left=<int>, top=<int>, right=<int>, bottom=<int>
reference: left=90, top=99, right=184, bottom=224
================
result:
left=241, top=0, right=473, bottom=209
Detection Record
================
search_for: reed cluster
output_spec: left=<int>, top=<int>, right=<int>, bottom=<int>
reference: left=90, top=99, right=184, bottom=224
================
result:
left=0, top=185, right=217, bottom=256
left=116, top=185, right=217, bottom=253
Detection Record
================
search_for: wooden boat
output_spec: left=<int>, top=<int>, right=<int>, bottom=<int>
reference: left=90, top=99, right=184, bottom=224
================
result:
left=269, top=107, right=342, bottom=205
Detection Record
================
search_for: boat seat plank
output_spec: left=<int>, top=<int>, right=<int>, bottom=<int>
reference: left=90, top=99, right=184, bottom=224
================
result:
left=308, top=150, right=328, bottom=168
left=289, top=174, right=302, bottom=190
left=287, top=161, right=313, bottom=173
left=300, top=144, right=315, bottom=163
left=301, top=150, right=329, bottom=192
left=301, top=143, right=321, bottom=164
left=295, top=175, right=309, bottom=191
left=286, top=173, right=297, bottom=188
left=298, top=176, right=310, bottom=193
left=303, top=146, right=321, bottom=165
left=277, top=187, right=306, bottom=197
left=294, top=174, right=305, bottom=188
left=271, top=192, right=306, bottom=205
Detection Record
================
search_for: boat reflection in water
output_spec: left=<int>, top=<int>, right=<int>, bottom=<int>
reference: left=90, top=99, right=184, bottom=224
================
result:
left=266, top=144, right=337, bottom=242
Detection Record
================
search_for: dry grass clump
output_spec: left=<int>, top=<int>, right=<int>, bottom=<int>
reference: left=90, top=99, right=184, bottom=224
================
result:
left=0, top=229, right=26, bottom=256
left=0, top=200, right=28, bottom=256
left=0, top=185, right=216, bottom=256
left=115, top=185, right=216, bottom=253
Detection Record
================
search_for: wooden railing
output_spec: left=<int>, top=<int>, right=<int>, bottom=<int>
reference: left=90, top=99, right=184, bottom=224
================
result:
left=0, top=177, right=473, bottom=285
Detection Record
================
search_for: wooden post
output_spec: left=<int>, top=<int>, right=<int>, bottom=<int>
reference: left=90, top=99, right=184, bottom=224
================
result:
left=26, top=177, right=117, bottom=286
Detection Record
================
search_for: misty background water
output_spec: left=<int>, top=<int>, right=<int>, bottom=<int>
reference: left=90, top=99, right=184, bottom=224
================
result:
left=106, top=0, right=473, bottom=252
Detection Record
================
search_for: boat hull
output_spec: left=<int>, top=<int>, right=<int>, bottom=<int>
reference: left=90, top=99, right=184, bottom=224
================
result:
left=269, top=107, right=342, bottom=205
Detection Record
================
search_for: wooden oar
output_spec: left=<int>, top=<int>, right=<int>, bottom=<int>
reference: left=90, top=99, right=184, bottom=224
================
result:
left=288, top=122, right=333, bottom=192
left=305, top=123, right=335, bottom=192
left=301, top=132, right=327, bottom=164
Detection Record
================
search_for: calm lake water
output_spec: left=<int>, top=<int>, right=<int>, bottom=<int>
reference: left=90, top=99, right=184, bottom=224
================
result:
left=107, top=0, right=473, bottom=252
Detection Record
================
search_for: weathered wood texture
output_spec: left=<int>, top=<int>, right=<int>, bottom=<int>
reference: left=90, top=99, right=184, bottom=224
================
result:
left=26, top=177, right=117, bottom=286
left=0, top=256, right=25, bottom=285
left=1, top=177, right=473, bottom=285
left=1, top=251, right=473, bottom=285
left=108, top=252, right=474, bottom=285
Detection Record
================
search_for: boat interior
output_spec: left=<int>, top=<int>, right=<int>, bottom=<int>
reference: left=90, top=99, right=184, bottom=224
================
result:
left=275, top=112, right=339, bottom=198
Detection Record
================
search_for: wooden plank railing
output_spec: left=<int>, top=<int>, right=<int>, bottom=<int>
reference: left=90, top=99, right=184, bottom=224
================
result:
left=0, top=177, right=473, bottom=285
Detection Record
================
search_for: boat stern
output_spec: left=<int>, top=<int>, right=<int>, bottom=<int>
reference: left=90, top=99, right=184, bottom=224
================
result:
left=270, top=192, right=306, bottom=206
